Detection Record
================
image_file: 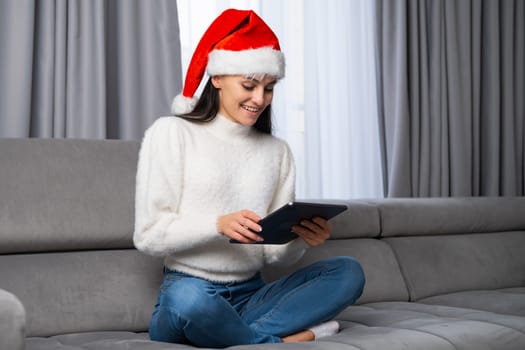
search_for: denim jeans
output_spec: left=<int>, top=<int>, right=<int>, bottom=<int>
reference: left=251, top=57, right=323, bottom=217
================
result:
left=149, top=256, right=365, bottom=348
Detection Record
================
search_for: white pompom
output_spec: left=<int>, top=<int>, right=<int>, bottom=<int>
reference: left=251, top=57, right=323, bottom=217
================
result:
left=171, top=94, right=199, bottom=115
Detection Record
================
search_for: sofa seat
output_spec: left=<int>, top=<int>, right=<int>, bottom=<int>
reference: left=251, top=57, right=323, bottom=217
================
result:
left=418, top=287, right=525, bottom=316
left=25, top=332, right=184, bottom=350
left=335, top=302, right=525, bottom=350
left=24, top=302, right=525, bottom=350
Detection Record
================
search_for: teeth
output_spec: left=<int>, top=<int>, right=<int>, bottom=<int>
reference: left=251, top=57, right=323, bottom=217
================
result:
left=242, top=105, right=259, bottom=112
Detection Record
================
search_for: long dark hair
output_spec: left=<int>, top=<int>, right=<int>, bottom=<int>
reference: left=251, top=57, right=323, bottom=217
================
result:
left=178, top=78, right=273, bottom=135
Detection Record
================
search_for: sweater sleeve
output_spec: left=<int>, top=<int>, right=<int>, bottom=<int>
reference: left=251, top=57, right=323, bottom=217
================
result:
left=133, top=118, right=220, bottom=257
left=264, top=142, right=308, bottom=266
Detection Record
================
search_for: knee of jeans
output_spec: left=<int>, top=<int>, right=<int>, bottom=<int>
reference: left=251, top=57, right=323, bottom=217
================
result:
left=160, top=278, right=217, bottom=319
left=331, top=256, right=366, bottom=302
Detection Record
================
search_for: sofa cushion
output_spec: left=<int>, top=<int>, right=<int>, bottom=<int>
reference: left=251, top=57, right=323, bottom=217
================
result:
left=419, top=287, right=525, bottom=316
left=0, top=138, right=140, bottom=254
left=263, top=239, right=409, bottom=304
left=26, top=302, right=525, bottom=350
left=26, top=331, right=362, bottom=350
left=341, top=302, right=525, bottom=332
left=337, top=302, right=525, bottom=350
left=324, top=200, right=381, bottom=239
left=25, top=332, right=188, bottom=350
left=385, top=231, right=525, bottom=300
left=370, top=197, right=525, bottom=237
left=0, top=250, right=162, bottom=337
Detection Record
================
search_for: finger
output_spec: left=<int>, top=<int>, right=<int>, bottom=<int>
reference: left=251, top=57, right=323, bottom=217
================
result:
left=292, top=225, right=327, bottom=246
left=293, top=225, right=321, bottom=242
left=229, top=231, right=256, bottom=244
left=237, top=216, right=262, bottom=232
left=225, top=224, right=260, bottom=243
left=239, top=211, right=262, bottom=233
left=240, top=210, right=262, bottom=223
left=312, top=217, right=331, bottom=231
left=300, top=218, right=331, bottom=238
left=235, top=222, right=264, bottom=242
left=298, top=219, right=323, bottom=233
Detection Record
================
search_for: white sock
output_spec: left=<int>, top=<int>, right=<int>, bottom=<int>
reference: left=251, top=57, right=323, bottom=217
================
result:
left=308, top=320, right=340, bottom=339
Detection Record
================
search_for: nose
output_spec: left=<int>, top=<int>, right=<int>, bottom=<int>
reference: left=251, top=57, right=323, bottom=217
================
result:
left=251, top=87, right=265, bottom=106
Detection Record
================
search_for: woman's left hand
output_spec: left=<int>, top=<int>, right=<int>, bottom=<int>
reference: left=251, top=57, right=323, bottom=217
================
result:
left=292, top=217, right=332, bottom=247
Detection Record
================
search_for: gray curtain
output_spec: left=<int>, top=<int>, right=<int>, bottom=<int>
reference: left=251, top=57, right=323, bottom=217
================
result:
left=375, top=0, right=525, bottom=197
left=0, top=0, right=182, bottom=140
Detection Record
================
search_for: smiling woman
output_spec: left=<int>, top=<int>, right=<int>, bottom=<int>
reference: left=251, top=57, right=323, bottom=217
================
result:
left=133, top=8, right=365, bottom=348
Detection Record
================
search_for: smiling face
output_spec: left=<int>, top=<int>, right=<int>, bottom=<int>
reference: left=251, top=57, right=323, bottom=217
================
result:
left=211, top=75, right=277, bottom=126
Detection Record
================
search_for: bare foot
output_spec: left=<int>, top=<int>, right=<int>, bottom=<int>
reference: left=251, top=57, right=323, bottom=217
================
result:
left=282, top=329, right=315, bottom=343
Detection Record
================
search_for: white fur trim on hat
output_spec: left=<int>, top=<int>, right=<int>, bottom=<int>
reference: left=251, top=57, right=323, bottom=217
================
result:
left=207, top=47, right=285, bottom=79
left=171, top=94, right=199, bottom=115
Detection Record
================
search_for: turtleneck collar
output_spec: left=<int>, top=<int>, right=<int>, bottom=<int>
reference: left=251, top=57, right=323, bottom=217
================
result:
left=202, top=113, right=254, bottom=144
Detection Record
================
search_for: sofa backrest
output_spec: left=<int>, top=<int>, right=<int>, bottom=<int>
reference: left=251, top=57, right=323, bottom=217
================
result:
left=0, top=138, right=138, bottom=254
left=371, top=197, right=525, bottom=238
left=371, top=197, right=525, bottom=301
left=0, top=138, right=163, bottom=337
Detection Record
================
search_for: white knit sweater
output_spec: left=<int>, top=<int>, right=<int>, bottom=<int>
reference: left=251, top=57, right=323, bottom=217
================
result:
left=134, top=114, right=307, bottom=282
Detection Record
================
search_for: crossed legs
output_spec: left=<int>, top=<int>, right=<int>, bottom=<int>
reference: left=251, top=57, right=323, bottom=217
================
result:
left=149, top=257, right=365, bottom=348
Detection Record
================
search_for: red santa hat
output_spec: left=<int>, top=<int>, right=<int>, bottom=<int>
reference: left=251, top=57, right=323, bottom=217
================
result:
left=172, top=8, right=285, bottom=115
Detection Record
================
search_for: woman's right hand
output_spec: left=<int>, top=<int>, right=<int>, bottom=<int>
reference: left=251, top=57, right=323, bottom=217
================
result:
left=217, top=210, right=264, bottom=243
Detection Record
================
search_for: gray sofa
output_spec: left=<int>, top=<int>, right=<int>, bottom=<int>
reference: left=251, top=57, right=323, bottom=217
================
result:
left=1, top=138, right=525, bottom=350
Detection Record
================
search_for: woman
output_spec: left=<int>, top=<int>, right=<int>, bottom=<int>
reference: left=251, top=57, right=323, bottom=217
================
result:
left=134, top=8, right=365, bottom=348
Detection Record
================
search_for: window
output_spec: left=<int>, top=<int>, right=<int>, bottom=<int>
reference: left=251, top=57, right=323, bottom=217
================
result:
left=177, top=0, right=383, bottom=199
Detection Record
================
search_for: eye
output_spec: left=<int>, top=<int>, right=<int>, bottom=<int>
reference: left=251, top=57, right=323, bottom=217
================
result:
left=242, top=84, right=255, bottom=91
left=264, top=85, right=275, bottom=92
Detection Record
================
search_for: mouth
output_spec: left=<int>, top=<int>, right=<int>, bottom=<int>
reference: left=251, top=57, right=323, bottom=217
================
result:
left=241, top=104, right=261, bottom=113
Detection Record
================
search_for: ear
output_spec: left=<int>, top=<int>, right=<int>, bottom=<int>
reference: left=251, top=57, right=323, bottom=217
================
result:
left=211, top=76, right=222, bottom=89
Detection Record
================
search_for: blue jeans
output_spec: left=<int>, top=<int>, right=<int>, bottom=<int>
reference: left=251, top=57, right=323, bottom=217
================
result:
left=149, top=256, right=365, bottom=348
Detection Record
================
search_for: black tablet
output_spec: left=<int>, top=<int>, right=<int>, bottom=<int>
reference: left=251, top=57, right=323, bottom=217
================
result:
left=230, top=201, right=348, bottom=245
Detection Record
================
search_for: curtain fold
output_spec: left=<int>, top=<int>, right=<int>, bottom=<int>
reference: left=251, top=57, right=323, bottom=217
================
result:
left=0, top=0, right=182, bottom=140
left=376, top=0, right=525, bottom=197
